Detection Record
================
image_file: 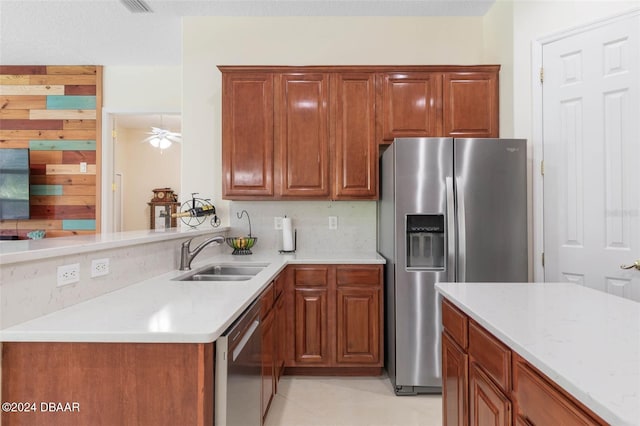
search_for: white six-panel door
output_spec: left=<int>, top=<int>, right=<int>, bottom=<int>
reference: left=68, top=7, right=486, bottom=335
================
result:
left=543, top=12, right=640, bottom=301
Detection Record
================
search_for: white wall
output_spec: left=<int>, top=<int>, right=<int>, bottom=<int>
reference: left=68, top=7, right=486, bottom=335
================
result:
left=182, top=16, right=487, bottom=247
left=114, top=127, right=181, bottom=231
left=103, top=66, right=182, bottom=111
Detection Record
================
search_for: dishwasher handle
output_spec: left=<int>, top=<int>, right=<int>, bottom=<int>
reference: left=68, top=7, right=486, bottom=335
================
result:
left=232, top=319, right=260, bottom=362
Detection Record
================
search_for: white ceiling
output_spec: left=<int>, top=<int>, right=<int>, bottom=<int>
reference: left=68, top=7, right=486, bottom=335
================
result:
left=0, top=0, right=495, bottom=66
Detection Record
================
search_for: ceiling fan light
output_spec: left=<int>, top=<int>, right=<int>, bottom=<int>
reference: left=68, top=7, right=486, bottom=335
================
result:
left=149, top=137, right=160, bottom=148
left=159, top=138, right=172, bottom=150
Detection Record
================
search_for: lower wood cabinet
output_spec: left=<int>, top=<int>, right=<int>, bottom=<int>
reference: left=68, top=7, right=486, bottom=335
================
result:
left=1, top=342, right=214, bottom=426
left=442, top=331, right=468, bottom=426
left=512, top=355, right=603, bottom=426
left=441, top=297, right=607, bottom=426
left=286, top=264, right=383, bottom=372
left=469, top=362, right=511, bottom=426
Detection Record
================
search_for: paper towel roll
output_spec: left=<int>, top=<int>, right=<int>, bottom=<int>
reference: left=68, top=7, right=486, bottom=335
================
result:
left=282, top=217, right=294, bottom=251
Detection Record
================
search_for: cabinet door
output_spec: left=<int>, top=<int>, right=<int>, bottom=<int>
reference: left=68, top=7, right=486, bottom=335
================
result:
left=275, top=292, right=286, bottom=385
left=442, top=332, right=469, bottom=426
left=382, top=72, right=442, bottom=140
left=336, top=286, right=380, bottom=364
left=294, top=288, right=329, bottom=364
left=222, top=72, right=274, bottom=197
left=335, top=265, right=382, bottom=365
left=276, top=73, right=330, bottom=198
left=513, top=358, right=604, bottom=426
left=469, top=362, right=512, bottom=426
left=332, top=73, right=377, bottom=199
left=261, top=308, right=275, bottom=421
left=442, top=72, right=499, bottom=138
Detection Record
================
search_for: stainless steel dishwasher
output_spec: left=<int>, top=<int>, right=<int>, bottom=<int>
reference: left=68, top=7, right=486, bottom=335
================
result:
left=215, top=300, right=262, bottom=426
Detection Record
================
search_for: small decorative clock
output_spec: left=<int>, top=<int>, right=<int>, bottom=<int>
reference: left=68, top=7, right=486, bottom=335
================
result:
left=151, top=188, right=177, bottom=203
left=149, top=188, right=180, bottom=229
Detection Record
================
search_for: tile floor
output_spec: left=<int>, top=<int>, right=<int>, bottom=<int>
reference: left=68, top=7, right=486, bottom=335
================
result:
left=264, top=374, right=442, bottom=426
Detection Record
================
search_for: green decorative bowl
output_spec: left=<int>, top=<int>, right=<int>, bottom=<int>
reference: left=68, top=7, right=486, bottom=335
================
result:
left=225, top=236, right=257, bottom=255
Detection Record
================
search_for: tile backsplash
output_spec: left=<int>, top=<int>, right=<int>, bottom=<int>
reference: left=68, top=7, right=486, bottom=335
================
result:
left=229, top=201, right=377, bottom=253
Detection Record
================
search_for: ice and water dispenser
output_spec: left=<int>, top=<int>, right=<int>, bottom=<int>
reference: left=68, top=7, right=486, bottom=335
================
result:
left=406, top=215, right=445, bottom=270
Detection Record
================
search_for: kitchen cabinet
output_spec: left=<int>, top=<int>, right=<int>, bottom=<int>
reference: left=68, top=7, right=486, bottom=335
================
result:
left=260, top=282, right=276, bottom=422
left=381, top=67, right=499, bottom=141
left=512, top=355, right=604, bottom=426
left=219, top=65, right=499, bottom=201
left=332, top=72, right=378, bottom=199
left=335, top=266, right=381, bottom=364
left=442, top=298, right=469, bottom=426
left=441, top=298, right=607, bottom=426
left=1, top=342, right=214, bottom=426
left=275, top=73, right=331, bottom=198
left=442, top=72, right=498, bottom=138
left=274, top=277, right=286, bottom=384
left=381, top=72, right=442, bottom=140
left=221, top=72, right=274, bottom=198
left=286, top=264, right=383, bottom=373
left=291, top=265, right=331, bottom=365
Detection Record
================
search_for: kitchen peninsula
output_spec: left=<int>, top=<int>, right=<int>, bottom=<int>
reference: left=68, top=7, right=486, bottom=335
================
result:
left=437, top=282, right=640, bottom=426
left=0, top=232, right=384, bottom=426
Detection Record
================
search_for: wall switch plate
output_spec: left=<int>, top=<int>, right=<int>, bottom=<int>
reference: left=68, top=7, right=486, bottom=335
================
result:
left=329, top=216, right=338, bottom=230
left=80, top=162, right=87, bottom=173
left=57, top=263, right=80, bottom=286
left=91, top=258, right=110, bottom=277
left=274, top=216, right=283, bottom=230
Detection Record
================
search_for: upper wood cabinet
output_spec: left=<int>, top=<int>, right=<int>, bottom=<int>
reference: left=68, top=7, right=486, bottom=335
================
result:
left=332, top=73, right=378, bottom=199
left=382, top=72, right=442, bottom=140
left=219, top=65, right=500, bottom=200
left=443, top=72, right=498, bottom=138
left=276, top=73, right=330, bottom=198
left=221, top=72, right=274, bottom=198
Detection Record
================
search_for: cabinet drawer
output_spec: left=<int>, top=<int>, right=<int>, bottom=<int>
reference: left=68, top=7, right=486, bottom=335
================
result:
left=336, top=265, right=381, bottom=287
left=468, top=321, right=511, bottom=393
left=293, top=266, right=329, bottom=287
left=442, top=299, right=468, bottom=350
left=513, top=358, right=605, bottom=426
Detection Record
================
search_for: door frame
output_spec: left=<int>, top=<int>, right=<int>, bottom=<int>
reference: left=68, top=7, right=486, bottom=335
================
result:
left=100, top=108, right=181, bottom=234
left=531, top=7, right=640, bottom=282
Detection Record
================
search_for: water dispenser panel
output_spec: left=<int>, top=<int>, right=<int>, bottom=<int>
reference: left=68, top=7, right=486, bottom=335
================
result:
left=406, top=215, right=445, bottom=270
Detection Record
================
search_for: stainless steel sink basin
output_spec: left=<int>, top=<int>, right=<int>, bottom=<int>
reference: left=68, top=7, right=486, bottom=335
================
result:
left=195, top=265, right=267, bottom=276
left=173, top=262, right=268, bottom=282
left=187, top=274, right=252, bottom=281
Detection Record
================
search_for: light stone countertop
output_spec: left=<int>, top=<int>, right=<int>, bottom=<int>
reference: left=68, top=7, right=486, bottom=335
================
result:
left=436, top=282, right=640, bottom=426
left=0, top=227, right=225, bottom=265
left=0, top=250, right=384, bottom=344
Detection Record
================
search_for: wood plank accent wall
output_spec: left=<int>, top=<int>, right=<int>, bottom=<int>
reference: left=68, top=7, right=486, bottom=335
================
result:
left=0, top=65, right=102, bottom=238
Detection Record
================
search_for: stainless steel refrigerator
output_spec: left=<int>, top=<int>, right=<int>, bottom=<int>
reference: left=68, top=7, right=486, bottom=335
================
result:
left=378, top=137, right=528, bottom=395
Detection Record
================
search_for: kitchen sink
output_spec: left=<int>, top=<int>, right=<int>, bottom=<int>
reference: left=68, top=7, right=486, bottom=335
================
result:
left=186, top=274, right=252, bottom=281
left=195, top=264, right=267, bottom=276
left=173, top=262, right=268, bottom=282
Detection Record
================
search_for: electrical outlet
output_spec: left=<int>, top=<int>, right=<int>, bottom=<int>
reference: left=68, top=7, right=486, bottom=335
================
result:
left=274, top=216, right=283, bottom=230
left=80, top=162, right=87, bottom=173
left=57, top=263, right=80, bottom=287
left=91, top=258, right=110, bottom=277
left=329, top=216, right=338, bottom=230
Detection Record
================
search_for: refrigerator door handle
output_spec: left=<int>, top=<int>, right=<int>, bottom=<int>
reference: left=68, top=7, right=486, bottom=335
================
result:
left=446, top=177, right=456, bottom=283
left=456, top=176, right=467, bottom=282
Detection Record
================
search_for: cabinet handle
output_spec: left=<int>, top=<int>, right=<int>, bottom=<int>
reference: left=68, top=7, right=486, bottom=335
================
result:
left=620, top=260, right=640, bottom=270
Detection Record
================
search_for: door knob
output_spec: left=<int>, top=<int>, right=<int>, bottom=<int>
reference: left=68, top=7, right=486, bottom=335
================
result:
left=620, top=260, right=640, bottom=271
